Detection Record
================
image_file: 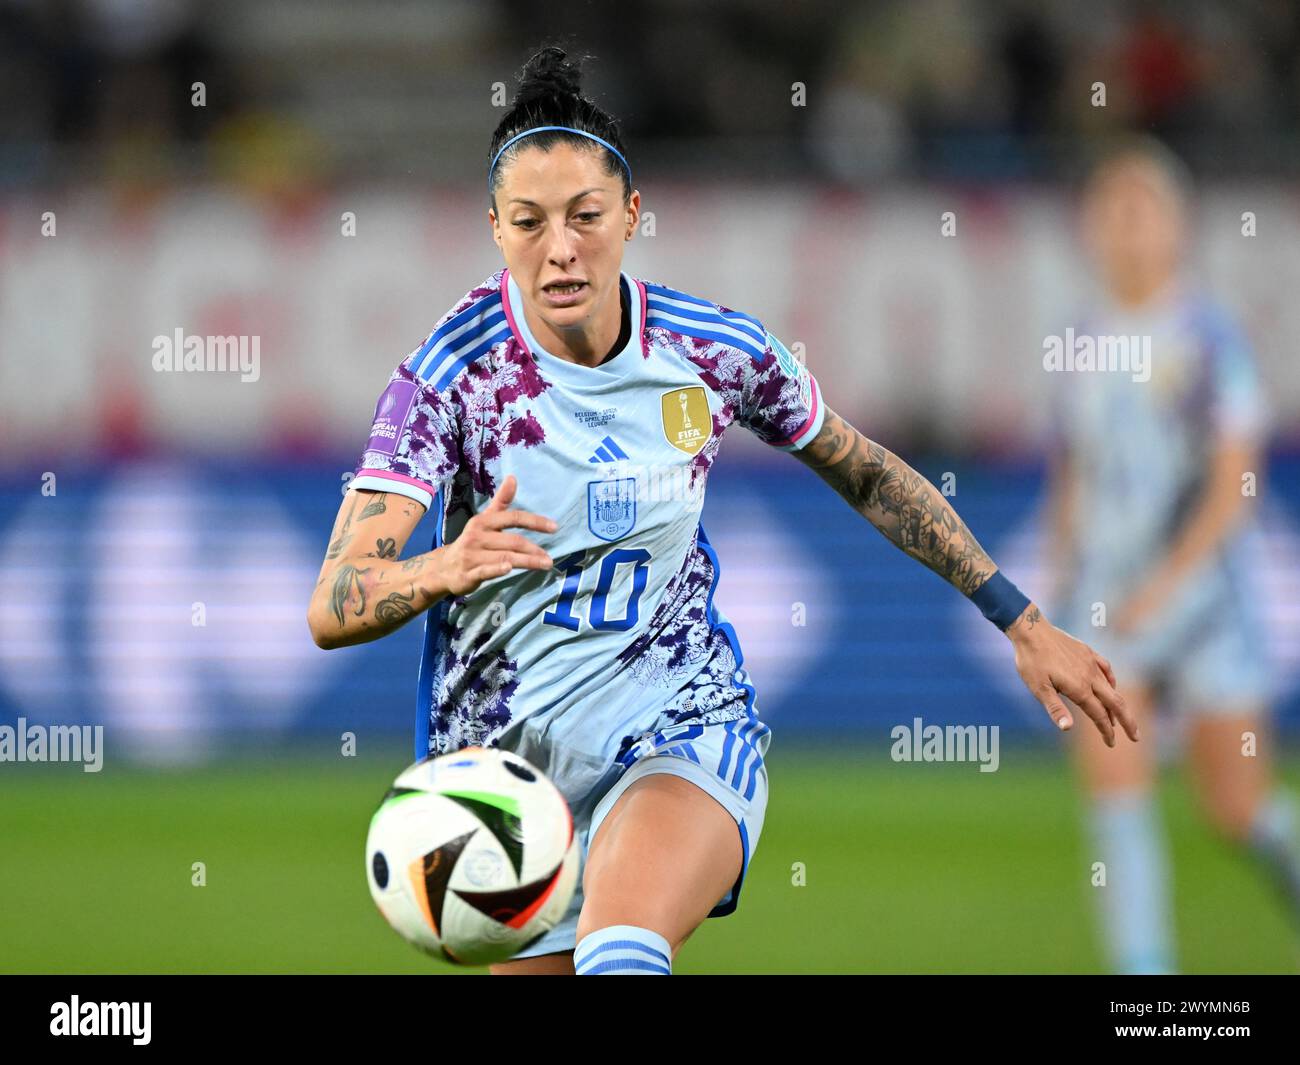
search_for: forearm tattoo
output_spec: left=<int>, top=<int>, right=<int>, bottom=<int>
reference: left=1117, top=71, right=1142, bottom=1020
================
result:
left=373, top=586, right=417, bottom=625
left=317, top=490, right=434, bottom=639
left=358, top=492, right=388, bottom=520
left=329, top=562, right=371, bottom=626
left=325, top=496, right=357, bottom=560
left=794, top=409, right=996, bottom=595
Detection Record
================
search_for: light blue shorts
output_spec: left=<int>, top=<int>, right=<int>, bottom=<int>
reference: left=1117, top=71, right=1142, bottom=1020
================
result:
left=1055, top=558, right=1274, bottom=713
left=506, top=715, right=772, bottom=961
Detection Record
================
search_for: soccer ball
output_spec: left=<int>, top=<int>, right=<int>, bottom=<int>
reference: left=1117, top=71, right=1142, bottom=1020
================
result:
left=365, top=746, right=579, bottom=965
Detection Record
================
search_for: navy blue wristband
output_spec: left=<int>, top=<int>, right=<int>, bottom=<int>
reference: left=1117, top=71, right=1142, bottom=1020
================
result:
left=969, top=571, right=1032, bottom=631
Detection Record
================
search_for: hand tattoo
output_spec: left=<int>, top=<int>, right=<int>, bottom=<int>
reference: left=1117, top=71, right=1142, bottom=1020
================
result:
left=1008, top=605, right=1042, bottom=633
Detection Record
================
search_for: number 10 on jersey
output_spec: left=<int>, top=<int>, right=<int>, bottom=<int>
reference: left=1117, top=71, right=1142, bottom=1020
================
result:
left=542, top=549, right=652, bottom=632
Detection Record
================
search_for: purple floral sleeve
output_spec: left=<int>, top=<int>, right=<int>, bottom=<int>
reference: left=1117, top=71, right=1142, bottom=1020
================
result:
left=350, top=359, right=460, bottom=511
left=739, top=328, right=825, bottom=452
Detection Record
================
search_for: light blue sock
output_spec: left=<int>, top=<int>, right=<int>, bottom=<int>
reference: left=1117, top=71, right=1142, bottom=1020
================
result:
left=574, top=924, right=672, bottom=975
left=1247, top=790, right=1300, bottom=924
left=1088, top=791, right=1176, bottom=974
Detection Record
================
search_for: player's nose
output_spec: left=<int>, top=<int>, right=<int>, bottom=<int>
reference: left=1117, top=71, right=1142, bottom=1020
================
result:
left=545, top=225, right=578, bottom=264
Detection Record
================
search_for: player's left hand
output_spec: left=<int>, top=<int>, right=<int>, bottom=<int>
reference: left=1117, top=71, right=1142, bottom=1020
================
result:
left=1006, top=603, right=1139, bottom=747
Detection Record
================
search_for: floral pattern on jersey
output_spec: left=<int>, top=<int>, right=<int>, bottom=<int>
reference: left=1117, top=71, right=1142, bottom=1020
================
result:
left=451, top=340, right=551, bottom=498
left=644, top=295, right=817, bottom=451
left=613, top=536, right=750, bottom=735
left=355, top=270, right=552, bottom=512
left=427, top=627, right=519, bottom=755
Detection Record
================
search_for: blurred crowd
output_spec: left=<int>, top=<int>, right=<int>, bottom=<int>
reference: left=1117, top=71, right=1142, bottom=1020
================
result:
left=2, top=0, right=1299, bottom=190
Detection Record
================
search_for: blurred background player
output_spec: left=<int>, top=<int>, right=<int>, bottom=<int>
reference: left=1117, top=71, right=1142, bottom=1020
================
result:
left=1045, top=138, right=1300, bottom=974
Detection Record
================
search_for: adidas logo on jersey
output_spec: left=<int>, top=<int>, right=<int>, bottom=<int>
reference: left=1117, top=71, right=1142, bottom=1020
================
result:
left=587, top=435, right=630, bottom=463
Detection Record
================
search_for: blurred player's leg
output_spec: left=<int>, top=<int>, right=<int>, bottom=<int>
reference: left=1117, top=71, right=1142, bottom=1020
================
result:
left=1071, top=679, right=1175, bottom=974
left=1187, top=708, right=1300, bottom=931
left=574, top=772, right=744, bottom=974
left=1186, top=708, right=1269, bottom=841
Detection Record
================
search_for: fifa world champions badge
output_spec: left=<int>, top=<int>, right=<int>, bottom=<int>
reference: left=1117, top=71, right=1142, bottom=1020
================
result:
left=660, top=385, right=711, bottom=455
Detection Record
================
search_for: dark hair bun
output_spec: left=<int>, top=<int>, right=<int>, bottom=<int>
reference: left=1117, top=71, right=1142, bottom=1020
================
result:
left=487, top=43, right=628, bottom=203
left=515, top=45, right=585, bottom=107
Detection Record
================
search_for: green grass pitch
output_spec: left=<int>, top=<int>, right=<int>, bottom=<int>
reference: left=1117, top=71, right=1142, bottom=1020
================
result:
left=1, top=743, right=1296, bottom=974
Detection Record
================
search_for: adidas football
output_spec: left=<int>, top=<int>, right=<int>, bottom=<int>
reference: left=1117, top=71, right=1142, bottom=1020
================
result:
left=365, top=746, right=579, bottom=965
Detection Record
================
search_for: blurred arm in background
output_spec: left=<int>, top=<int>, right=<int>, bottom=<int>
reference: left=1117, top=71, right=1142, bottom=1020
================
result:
left=1043, top=441, right=1081, bottom=613
left=1110, top=431, right=1263, bottom=635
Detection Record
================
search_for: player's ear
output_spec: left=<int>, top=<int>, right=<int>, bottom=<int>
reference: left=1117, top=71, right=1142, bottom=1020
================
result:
left=625, top=190, right=639, bottom=238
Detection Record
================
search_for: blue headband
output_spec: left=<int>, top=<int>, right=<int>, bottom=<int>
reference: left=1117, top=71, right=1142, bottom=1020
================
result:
left=488, top=125, right=631, bottom=191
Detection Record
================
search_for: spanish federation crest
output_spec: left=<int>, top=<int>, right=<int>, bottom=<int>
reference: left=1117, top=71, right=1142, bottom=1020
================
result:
left=588, top=477, right=637, bottom=541
left=661, top=385, right=711, bottom=455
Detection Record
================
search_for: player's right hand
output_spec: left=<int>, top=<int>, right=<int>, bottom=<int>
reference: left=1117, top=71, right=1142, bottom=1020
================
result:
left=434, top=474, right=557, bottom=596
left=1007, top=603, right=1138, bottom=747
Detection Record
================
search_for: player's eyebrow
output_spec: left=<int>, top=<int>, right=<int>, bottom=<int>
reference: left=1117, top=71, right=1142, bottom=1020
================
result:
left=507, top=187, right=607, bottom=207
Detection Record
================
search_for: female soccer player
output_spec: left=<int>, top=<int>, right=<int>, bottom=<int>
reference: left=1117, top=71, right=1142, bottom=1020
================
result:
left=1046, top=139, right=1299, bottom=973
left=307, top=45, right=1134, bottom=976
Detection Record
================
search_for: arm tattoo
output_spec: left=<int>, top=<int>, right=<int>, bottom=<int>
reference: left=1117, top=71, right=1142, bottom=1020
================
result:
left=325, top=496, right=357, bottom=560
left=1008, top=605, right=1041, bottom=634
left=371, top=537, right=397, bottom=560
left=374, top=586, right=417, bottom=625
left=793, top=408, right=996, bottom=595
left=329, top=563, right=371, bottom=626
left=358, top=492, right=388, bottom=520
left=400, top=556, right=428, bottom=573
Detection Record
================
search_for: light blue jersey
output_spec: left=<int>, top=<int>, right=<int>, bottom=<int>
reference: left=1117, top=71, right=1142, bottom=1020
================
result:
left=349, top=267, right=823, bottom=783
left=1049, top=283, right=1273, bottom=707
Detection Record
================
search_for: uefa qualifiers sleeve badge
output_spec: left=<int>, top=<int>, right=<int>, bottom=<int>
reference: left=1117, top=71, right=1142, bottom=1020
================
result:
left=660, top=386, right=711, bottom=455
left=366, top=379, right=419, bottom=457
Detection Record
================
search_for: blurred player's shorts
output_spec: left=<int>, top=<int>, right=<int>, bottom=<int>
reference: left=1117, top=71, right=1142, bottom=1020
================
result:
left=507, top=716, right=771, bottom=961
left=1055, top=555, right=1275, bottom=713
